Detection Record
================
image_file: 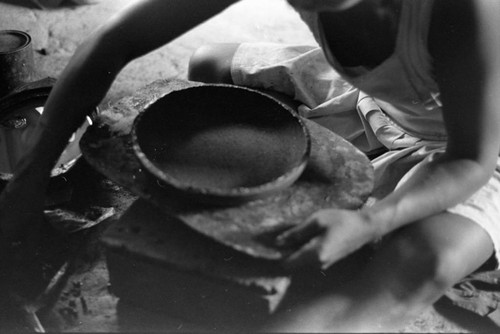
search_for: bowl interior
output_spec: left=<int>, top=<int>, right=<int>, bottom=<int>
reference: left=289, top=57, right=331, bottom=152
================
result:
left=133, top=85, right=309, bottom=193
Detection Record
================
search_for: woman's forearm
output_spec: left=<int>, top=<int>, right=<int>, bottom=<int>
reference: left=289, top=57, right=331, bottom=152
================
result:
left=363, top=154, right=494, bottom=237
left=23, top=36, right=128, bottom=172
left=23, top=0, right=240, bottom=172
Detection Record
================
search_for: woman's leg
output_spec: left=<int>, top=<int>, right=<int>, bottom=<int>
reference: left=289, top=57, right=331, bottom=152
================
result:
left=188, top=43, right=240, bottom=84
left=188, top=42, right=303, bottom=109
left=266, top=212, right=494, bottom=332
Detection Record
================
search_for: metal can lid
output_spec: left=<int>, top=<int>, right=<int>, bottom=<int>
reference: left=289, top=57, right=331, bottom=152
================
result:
left=0, top=30, right=32, bottom=54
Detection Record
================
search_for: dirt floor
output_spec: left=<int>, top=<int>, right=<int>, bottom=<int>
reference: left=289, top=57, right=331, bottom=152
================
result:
left=1, top=0, right=499, bottom=332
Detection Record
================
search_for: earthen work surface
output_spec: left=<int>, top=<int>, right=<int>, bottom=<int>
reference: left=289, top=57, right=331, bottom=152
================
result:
left=80, top=79, right=374, bottom=260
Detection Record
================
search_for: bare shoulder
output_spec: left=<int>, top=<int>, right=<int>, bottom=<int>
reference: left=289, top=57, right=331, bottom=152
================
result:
left=429, top=0, right=500, bottom=62
left=429, top=0, right=475, bottom=58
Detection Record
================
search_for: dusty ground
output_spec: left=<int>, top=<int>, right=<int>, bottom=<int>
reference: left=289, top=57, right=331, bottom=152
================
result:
left=0, top=0, right=316, bottom=105
left=0, top=0, right=498, bottom=332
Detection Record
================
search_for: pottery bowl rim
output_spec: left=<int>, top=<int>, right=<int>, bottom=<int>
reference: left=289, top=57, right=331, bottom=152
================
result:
left=131, top=84, right=311, bottom=204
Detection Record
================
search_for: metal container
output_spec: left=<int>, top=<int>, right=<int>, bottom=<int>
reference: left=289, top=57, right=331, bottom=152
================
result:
left=0, top=30, right=91, bottom=180
left=0, top=30, right=36, bottom=98
left=0, top=84, right=92, bottom=180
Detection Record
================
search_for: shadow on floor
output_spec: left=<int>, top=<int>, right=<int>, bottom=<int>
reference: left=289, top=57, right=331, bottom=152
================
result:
left=0, top=0, right=89, bottom=9
left=435, top=298, right=500, bottom=334
left=0, top=0, right=35, bottom=8
left=0, top=158, right=136, bottom=332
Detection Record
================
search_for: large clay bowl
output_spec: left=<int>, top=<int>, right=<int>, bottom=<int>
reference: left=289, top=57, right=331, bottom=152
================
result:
left=131, top=84, right=310, bottom=205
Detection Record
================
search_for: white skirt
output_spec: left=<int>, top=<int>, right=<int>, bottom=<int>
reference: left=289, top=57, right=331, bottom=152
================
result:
left=231, top=42, right=500, bottom=266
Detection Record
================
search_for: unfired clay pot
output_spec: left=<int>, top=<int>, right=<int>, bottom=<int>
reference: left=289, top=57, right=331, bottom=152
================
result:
left=132, top=84, right=311, bottom=206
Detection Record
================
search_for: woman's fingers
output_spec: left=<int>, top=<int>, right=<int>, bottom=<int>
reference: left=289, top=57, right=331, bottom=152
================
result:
left=277, top=209, right=376, bottom=271
left=282, top=236, right=323, bottom=270
left=275, top=215, right=323, bottom=248
left=283, top=231, right=347, bottom=271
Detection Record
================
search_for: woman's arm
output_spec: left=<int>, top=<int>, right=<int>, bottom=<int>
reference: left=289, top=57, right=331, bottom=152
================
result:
left=34, top=0, right=239, bottom=166
left=278, top=0, right=500, bottom=269
left=367, top=0, right=500, bottom=233
left=0, top=0, right=237, bottom=240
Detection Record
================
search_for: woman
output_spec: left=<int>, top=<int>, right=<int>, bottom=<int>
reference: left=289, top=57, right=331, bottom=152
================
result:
left=2, top=0, right=500, bottom=331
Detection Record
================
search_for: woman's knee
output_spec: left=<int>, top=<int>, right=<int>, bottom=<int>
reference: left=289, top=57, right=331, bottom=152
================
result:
left=188, top=43, right=240, bottom=84
left=387, top=233, right=455, bottom=292
left=384, top=214, right=493, bottom=296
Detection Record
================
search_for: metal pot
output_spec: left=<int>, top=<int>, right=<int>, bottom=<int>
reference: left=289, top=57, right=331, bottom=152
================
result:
left=0, top=30, right=92, bottom=180
left=0, top=30, right=36, bottom=98
left=0, top=83, right=92, bottom=180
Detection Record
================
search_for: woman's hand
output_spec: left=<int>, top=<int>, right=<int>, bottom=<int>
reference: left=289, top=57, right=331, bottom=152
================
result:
left=277, top=208, right=378, bottom=270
